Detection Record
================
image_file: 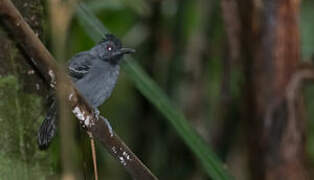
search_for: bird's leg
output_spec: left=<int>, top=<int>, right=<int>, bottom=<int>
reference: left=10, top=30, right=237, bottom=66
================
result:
left=93, top=108, right=100, bottom=118
left=101, top=116, right=114, bottom=137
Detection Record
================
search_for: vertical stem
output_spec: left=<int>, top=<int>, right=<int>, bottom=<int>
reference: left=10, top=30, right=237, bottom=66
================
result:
left=90, top=138, right=98, bottom=180
left=239, top=0, right=308, bottom=179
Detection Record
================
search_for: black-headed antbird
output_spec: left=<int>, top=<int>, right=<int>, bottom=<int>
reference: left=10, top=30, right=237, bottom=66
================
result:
left=38, top=34, right=135, bottom=149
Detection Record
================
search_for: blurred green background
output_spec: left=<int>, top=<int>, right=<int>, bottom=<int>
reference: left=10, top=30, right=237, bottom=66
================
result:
left=1, top=0, right=314, bottom=179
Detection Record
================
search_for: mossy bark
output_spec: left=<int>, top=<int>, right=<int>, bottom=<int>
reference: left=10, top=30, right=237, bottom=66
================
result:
left=0, top=0, right=53, bottom=179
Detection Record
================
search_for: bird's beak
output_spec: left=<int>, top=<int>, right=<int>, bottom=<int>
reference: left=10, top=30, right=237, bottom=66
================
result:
left=112, top=48, right=135, bottom=58
left=120, top=48, right=136, bottom=54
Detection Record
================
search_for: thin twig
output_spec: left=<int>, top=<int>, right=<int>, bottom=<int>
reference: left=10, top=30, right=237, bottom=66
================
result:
left=286, top=68, right=314, bottom=101
left=88, top=131, right=99, bottom=180
left=90, top=138, right=98, bottom=180
left=265, top=65, right=314, bottom=130
left=0, top=0, right=157, bottom=179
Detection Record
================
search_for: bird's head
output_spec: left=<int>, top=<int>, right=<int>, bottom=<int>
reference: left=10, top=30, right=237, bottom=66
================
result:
left=92, top=34, right=135, bottom=64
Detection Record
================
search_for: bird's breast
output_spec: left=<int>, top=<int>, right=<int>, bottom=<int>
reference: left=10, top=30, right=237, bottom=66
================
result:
left=75, top=62, right=120, bottom=108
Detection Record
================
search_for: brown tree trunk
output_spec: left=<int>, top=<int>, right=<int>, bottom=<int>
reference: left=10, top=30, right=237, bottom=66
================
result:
left=239, top=0, right=308, bottom=179
left=0, top=0, right=50, bottom=179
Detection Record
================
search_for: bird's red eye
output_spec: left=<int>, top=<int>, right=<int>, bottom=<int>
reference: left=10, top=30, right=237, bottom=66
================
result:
left=107, top=45, right=113, bottom=51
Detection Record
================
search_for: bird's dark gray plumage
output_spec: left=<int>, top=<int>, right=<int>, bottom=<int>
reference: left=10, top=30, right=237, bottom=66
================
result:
left=38, top=34, right=135, bottom=150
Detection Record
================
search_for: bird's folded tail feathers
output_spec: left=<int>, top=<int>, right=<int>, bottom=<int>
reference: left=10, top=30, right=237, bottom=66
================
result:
left=38, top=100, right=57, bottom=150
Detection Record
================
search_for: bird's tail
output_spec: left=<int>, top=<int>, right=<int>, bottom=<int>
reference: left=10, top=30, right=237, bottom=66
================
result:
left=38, top=99, right=57, bottom=150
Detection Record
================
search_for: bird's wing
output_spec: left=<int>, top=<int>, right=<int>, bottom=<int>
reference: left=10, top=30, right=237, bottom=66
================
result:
left=68, top=51, right=94, bottom=81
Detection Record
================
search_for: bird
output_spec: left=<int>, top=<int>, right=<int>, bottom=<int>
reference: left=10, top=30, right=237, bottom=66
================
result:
left=37, top=34, right=135, bottom=150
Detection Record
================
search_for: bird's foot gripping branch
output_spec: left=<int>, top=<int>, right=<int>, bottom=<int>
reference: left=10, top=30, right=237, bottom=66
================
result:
left=0, top=0, right=157, bottom=179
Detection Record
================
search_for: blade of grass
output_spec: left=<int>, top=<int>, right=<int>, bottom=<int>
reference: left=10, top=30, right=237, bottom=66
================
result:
left=76, top=4, right=107, bottom=41
left=75, top=3, right=232, bottom=179
left=85, top=0, right=150, bottom=17
left=86, top=0, right=123, bottom=12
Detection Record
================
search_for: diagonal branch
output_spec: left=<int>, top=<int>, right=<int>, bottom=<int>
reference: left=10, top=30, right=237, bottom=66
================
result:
left=0, top=0, right=157, bottom=179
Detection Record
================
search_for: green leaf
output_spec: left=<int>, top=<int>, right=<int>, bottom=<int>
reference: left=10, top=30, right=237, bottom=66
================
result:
left=75, top=3, right=232, bottom=179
